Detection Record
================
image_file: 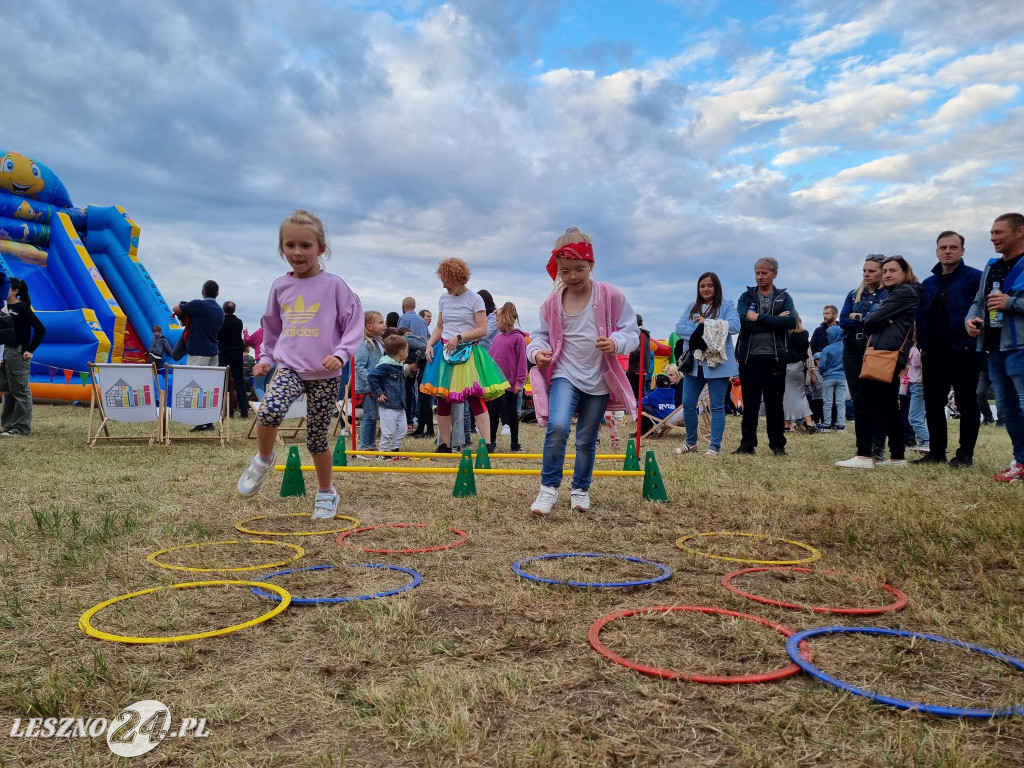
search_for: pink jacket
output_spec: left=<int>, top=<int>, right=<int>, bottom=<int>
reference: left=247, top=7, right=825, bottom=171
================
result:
left=527, top=280, right=639, bottom=426
left=243, top=327, right=263, bottom=359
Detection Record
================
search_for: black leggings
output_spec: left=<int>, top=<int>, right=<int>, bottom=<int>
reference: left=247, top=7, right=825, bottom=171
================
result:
left=487, top=390, right=520, bottom=446
left=854, top=377, right=904, bottom=459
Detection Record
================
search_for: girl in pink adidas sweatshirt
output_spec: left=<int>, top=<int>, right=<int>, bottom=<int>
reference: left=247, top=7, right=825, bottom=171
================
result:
left=526, top=227, right=639, bottom=517
left=236, top=210, right=364, bottom=521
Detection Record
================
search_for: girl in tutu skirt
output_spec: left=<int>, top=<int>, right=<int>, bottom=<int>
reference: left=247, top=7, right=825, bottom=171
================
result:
left=420, top=258, right=508, bottom=452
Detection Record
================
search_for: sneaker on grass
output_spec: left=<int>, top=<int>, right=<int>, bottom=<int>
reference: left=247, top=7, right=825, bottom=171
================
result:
left=993, top=462, right=1024, bottom=483
left=312, top=488, right=339, bottom=520
left=237, top=452, right=275, bottom=497
left=570, top=489, right=591, bottom=512
left=530, top=486, right=559, bottom=516
left=835, top=456, right=873, bottom=469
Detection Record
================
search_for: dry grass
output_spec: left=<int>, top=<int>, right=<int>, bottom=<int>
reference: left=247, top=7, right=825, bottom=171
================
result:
left=1, top=405, right=1023, bottom=767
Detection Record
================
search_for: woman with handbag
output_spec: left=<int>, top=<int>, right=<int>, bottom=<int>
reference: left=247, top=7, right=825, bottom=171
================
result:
left=673, top=272, right=740, bottom=457
left=836, top=256, right=923, bottom=468
left=840, top=255, right=889, bottom=457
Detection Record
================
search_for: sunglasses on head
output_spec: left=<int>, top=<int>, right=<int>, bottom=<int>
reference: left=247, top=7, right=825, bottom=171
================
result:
left=882, top=255, right=904, bottom=264
left=865, top=254, right=885, bottom=262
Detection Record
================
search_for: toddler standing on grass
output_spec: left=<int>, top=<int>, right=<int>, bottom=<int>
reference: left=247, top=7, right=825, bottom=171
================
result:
left=368, top=334, right=409, bottom=460
left=354, top=311, right=386, bottom=455
left=237, top=210, right=363, bottom=519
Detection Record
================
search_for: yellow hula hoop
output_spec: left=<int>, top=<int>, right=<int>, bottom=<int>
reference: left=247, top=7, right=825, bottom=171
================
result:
left=234, top=513, right=360, bottom=537
left=675, top=532, right=822, bottom=566
left=146, top=540, right=305, bottom=572
left=79, top=580, right=292, bottom=644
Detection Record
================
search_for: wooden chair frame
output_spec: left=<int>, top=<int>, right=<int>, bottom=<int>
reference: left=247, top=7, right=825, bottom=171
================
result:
left=162, top=364, right=230, bottom=445
left=87, top=362, right=162, bottom=446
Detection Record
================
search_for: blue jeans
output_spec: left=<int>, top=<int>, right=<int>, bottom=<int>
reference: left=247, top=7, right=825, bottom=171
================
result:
left=821, top=378, right=846, bottom=428
left=359, top=394, right=378, bottom=449
left=682, top=373, right=729, bottom=452
left=908, top=382, right=929, bottom=443
left=541, top=377, right=609, bottom=490
left=989, top=350, right=1024, bottom=464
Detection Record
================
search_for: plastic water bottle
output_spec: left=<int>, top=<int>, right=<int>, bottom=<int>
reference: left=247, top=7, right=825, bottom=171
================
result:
left=989, top=282, right=1004, bottom=328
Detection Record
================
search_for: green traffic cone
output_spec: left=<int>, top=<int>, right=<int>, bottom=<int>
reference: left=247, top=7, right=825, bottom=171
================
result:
left=453, top=448, right=477, bottom=497
left=642, top=450, right=669, bottom=502
left=475, top=438, right=491, bottom=469
left=332, top=435, right=348, bottom=467
left=623, top=438, right=641, bottom=471
left=280, top=445, right=307, bottom=497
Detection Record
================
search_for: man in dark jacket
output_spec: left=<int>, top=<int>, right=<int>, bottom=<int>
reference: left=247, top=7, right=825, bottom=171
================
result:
left=810, top=305, right=839, bottom=354
left=733, top=257, right=797, bottom=455
left=913, top=231, right=982, bottom=468
left=172, top=280, right=225, bottom=431
left=218, top=301, right=249, bottom=419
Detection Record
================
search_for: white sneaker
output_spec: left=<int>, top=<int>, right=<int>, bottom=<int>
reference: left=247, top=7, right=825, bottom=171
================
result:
left=530, top=486, right=559, bottom=516
left=878, top=458, right=908, bottom=467
left=835, top=456, right=874, bottom=469
left=312, top=488, right=339, bottom=519
left=501, top=425, right=511, bottom=435
left=237, top=452, right=275, bottom=496
left=570, top=489, right=591, bottom=512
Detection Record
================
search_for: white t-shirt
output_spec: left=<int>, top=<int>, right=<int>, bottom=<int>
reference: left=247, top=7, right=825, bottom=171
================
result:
left=553, top=294, right=609, bottom=395
left=439, top=290, right=484, bottom=339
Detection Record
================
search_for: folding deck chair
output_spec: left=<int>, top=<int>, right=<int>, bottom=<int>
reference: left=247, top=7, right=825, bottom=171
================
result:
left=87, top=363, right=162, bottom=446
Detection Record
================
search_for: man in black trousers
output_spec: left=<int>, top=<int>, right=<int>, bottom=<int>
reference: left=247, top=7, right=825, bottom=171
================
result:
left=914, top=230, right=983, bottom=467
left=218, top=301, right=250, bottom=419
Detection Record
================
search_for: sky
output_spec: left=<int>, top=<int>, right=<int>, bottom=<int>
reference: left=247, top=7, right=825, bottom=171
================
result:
left=4, top=0, right=1024, bottom=337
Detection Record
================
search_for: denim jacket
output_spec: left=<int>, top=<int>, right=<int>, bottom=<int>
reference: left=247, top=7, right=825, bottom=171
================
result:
left=354, top=337, right=384, bottom=394
left=367, top=357, right=406, bottom=410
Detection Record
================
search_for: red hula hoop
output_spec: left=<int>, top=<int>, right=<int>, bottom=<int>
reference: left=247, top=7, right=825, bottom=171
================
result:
left=335, top=524, right=468, bottom=554
left=588, top=605, right=811, bottom=684
left=720, top=566, right=909, bottom=615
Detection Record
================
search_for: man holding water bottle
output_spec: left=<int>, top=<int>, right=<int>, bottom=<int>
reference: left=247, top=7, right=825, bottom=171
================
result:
left=967, top=213, right=1024, bottom=481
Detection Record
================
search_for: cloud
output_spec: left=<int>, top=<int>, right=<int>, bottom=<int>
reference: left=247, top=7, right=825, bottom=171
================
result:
left=3, top=0, right=1024, bottom=341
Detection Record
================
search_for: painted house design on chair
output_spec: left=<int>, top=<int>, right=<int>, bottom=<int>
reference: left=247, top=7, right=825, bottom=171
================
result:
left=105, top=378, right=153, bottom=408
left=176, top=380, right=220, bottom=409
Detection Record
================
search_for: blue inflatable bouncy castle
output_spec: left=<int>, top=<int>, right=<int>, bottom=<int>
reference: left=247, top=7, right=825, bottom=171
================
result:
left=0, top=151, right=182, bottom=400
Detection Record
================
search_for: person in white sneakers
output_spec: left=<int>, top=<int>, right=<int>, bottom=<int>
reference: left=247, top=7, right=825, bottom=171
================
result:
left=527, top=227, right=639, bottom=516
left=237, top=210, right=363, bottom=519
left=836, top=256, right=922, bottom=470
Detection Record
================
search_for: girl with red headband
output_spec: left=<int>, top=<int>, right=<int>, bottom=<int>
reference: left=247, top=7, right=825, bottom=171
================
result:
left=527, top=227, right=639, bottom=516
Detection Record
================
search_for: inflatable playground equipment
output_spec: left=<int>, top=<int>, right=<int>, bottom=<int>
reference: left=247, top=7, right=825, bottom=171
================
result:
left=0, top=151, right=182, bottom=401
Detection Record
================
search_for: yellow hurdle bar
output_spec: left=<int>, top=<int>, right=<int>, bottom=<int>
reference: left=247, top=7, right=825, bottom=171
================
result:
left=274, top=465, right=645, bottom=476
left=344, top=450, right=628, bottom=460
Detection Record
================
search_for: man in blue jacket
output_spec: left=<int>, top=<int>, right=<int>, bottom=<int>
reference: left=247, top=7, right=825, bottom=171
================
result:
left=914, top=231, right=982, bottom=468
left=967, top=212, right=1024, bottom=482
left=733, top=257, right=797, bottom=456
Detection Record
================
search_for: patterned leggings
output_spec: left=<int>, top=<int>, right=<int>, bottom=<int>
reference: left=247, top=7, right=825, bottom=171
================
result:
left=256, top=367, right=338, bottom=454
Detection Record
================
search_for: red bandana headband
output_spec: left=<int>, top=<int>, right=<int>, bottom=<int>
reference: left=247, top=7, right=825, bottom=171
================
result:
left=546, top=241, right=595, bottom=280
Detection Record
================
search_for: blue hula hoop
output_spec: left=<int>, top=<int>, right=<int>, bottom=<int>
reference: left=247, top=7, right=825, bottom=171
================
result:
left=252, top=564, right=422, bottom=605
left=786, top=626, right=1024, bottom=718
left=512, top=553, right=673, bottom=588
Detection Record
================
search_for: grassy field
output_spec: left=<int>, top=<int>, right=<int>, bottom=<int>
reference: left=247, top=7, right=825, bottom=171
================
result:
left=1, top=404, right=1023, bottom=767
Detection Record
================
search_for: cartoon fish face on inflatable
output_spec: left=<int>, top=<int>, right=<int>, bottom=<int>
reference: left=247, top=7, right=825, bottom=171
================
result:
left=0, top=152, right=44, bottom=197
left=0, top=151, right=72, bottom=207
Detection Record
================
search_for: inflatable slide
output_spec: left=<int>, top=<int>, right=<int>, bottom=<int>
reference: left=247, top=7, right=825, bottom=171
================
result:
left=0, top=151, right=182, bottom=400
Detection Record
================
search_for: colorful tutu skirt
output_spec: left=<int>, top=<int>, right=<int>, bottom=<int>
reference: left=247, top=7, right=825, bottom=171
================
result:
left=420, top=341, right=508, bottom=402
